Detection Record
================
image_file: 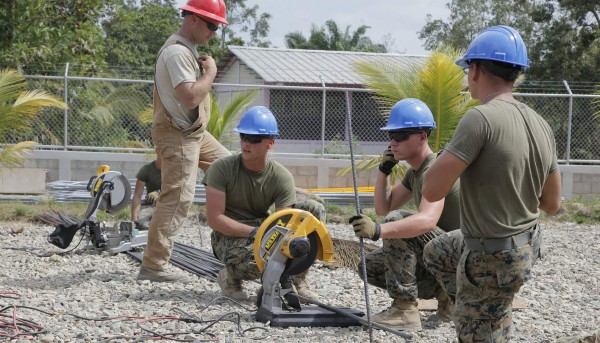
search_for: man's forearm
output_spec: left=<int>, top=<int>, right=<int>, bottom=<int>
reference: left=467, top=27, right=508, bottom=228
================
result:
left=374, top=171, right=391, bottom=216
left=209, top=214, right=254, bottom=237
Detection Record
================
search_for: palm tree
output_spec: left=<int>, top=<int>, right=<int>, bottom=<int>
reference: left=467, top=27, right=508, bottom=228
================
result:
left=0, top=69, right=67, bottom=168
left=341, top=48, right=478, bottom=181
left=285, top=20, right=386, bottom=53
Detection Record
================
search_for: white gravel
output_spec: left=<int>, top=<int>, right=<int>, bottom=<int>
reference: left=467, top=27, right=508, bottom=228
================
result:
left=1, top=217, right=599, bottom=342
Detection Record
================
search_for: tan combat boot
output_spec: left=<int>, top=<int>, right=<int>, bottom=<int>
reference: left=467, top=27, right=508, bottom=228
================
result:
left=372, top=299, right=422, bottom=331
left=217, top=268, right=248, bottom=300
left=435, top=289, right=454, bottom=322
left=137, top=265, right=189, bottom=283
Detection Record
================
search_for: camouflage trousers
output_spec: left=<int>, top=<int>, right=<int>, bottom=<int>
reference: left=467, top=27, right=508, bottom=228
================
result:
left=423, top=226, right=543, bottom=342
left=358, top=210, right=446, bottom=302
left=211, top=200, right=326, bottom=281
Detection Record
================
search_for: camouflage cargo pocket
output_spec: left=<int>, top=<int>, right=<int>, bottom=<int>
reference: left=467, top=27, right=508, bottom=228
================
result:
left=494, top=246, right=533, bottom=290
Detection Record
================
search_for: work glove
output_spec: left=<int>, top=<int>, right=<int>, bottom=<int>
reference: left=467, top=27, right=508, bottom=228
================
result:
left=247, top=226, right=259, bottom=245
left=349, top=215, right=381, bottom=241
left=145, top=190, right=161, bottom=205
left=378, top=146, right=399, bottom=175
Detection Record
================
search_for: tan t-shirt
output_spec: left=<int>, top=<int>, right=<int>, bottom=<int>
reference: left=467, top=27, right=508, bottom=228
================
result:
left=155, top=34, right=201, bottom=130
left=401, top=153, right=461, bottom=232
left=445, top=99, right=558, bottom=238
left=205, top=154, right=297, bottom=223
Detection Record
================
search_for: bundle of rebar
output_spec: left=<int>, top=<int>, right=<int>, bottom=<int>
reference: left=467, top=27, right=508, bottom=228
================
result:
left=127, top=243, right=224, bottom=282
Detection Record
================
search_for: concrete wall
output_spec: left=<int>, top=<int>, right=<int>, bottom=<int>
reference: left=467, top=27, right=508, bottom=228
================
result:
left=8, top=151, right=600, bottom=200
left=0, top=168, right=46, bottom=194
left=560, top=165, right=600, bottom=200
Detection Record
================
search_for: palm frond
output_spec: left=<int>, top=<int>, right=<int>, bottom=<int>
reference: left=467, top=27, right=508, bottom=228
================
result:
left=138, top=105, right=153, bottom=124
left=354, top=60, right=420, bottom=115
left=416, top=48, right=477, bottom=150
left=0, top=87, right=67, bottom=134
left=0, top=69, right=66, bottom=167
left=0, top=141, right=37, bottom=168
left=337, top=157, right=409, bottom=184
left=206, top=93, right=221, bottom=138
left=12, top=90, right=67, bottom=110
left=83, top=106, right=115, bottom=127
left=0, top=69, right=27, bottom=104
left=207, top=89, right=258, bottom=141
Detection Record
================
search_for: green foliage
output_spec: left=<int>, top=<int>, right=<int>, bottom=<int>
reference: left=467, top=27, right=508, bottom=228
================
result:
left=314, top=133, right=363, bottom=158
left=543, top=198, right=600, bottom=224
left=0, top=0, right=114, bottom=74
left=206, top=89, right=258, bottom=142
left=285, top=20, right=387, bottom=52
left=418, top=0, right=600, bottom=82
left=14, top=206, right=32, bottom=217
left=0, top=0, right=272, bottom=74
left=0, top=69, right=67, bottom=167
left=102, top=0, right=181, bottom=72
left=221, top=0, right=272, bottom=48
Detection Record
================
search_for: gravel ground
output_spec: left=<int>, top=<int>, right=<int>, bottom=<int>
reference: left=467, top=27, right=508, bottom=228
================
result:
left=1, top=217, right=599, bottom=342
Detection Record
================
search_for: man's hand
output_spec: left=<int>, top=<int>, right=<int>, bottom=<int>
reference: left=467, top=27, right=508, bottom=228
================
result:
left=145, top=190, right=161, bottom=205
left=349, top=215, right=381, bottom=241
left=379, top=146, right=399, bottom=175
left=198, top=55, right=216, bottom=74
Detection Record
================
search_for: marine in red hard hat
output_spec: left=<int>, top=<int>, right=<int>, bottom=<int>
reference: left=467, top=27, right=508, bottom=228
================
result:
left=136, top=0, right=231, bottom=283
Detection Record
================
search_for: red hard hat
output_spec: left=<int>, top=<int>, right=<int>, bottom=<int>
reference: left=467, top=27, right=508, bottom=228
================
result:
left=180, top=0, right=228, bottom=25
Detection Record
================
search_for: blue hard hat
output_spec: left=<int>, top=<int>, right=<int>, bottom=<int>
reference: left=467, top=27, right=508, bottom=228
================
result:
left=380, top=98, right=436, bottom=131
left=456, top=25, right=529, bottom=70
left=234, top=106, right=279, bottom=135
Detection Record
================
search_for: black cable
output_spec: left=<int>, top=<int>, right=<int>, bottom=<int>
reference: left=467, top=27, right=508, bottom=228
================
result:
left=0, top=228, right=86, bottom=257
left=174, top=296, right=269, bottom=340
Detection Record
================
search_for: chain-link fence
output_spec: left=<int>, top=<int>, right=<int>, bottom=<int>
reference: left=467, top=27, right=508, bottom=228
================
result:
left=8, top=72, right=600, bottom=164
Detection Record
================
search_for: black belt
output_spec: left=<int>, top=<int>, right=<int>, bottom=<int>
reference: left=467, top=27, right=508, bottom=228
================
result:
left=464, top=226, right=537, bottom=253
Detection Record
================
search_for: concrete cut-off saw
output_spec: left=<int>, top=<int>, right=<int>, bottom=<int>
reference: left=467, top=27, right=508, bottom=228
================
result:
left=47, top=165, right=148, bottom=254
left=253, top=208, right=364, bottom=327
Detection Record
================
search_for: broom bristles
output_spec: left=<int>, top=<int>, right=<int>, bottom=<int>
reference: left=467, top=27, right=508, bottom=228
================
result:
left=326, top=238, right=378, bottom=269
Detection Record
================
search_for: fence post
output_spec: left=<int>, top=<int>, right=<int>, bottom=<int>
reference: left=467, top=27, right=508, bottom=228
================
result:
left=563, top=80, right=573, bottom=165
left=63, top=62, right=69, bottom=150
left=319, top=75, right=326, bottom=157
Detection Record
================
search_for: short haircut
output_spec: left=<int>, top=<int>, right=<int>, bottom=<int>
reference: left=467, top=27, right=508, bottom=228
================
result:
left=472, top=60, right=521, bottom=82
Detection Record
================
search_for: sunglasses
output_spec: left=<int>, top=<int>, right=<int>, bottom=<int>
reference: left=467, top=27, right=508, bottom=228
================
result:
left=240, top=133, right=270, bottom=144
left=388, top=130, right=422, bottom=142
left=197, top=16, right=219, bottom=32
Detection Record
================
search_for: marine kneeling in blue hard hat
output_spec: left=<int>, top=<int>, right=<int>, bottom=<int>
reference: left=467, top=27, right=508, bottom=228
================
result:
left=203, top=106, right=324, bottom=301
left=348, top=98, right=461, bottom=331
left=422, top=25, right=561, bottom=341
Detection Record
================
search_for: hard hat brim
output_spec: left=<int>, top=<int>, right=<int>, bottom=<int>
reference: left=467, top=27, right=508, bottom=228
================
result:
left=179, top=5, right=229, bottom=25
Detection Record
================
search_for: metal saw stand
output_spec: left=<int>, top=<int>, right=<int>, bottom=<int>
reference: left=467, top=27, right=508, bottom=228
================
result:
left=82, top=221, right=148, bottom=254
left=256, top=304, right=364, bottom=328
left=255, top=250, right=364, bottom=328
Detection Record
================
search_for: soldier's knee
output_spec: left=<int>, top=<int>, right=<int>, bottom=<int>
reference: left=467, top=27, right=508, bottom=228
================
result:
left=294, top=200, right=327, bottom=222
left=383, top=210, right=413, bottom=223
left=422, top=241, right=436, bottom=269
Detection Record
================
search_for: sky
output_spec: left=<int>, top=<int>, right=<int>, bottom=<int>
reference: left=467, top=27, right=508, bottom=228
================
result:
left=175, top=0, right=450, bottom=55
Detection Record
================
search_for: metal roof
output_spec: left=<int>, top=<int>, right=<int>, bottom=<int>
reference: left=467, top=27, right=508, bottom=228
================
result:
left=217, top=45, right=428, bottom=86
